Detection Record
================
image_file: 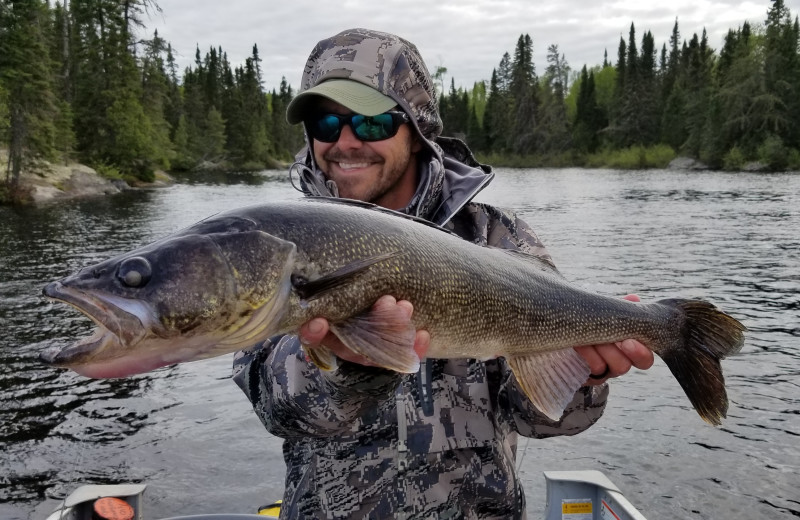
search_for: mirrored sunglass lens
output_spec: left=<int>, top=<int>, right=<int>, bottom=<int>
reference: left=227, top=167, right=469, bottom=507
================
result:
left=314, top=115, right=343, bottom=141
left=353, top=114, right=394, bottom=141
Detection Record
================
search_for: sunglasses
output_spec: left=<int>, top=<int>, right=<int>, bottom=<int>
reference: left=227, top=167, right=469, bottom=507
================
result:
left=305, top=110, right=411, bottom=143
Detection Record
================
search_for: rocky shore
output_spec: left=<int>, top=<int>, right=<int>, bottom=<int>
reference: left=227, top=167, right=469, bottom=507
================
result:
left=1, top=150, right=171, bottom=203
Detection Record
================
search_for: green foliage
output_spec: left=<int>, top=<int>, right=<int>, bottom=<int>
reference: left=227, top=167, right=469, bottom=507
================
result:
left=787, top=148, right=800, bottom=170
left=585, top=145, right=676, bottom=169
left=722, top=146, right=746, bottom=170
left=757, top=134, right=789, bottom=170
left=105, top=92, right=158, bottom=181
left=0, top=83, right=9, bottom=142
left=202, top=106, right=227, bottom=159
left=0, top=0, right=61, bottom=190
left=92, top=161, right=124, bottom=180
left=4, top=0, right=800, bottom=184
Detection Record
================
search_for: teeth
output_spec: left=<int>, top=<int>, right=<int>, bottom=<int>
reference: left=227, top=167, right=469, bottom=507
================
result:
left=338, top=162, right=370, bottom=170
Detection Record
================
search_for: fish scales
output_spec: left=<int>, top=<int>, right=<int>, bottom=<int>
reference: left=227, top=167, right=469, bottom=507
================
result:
left=41, top=198, right=746, bottom=424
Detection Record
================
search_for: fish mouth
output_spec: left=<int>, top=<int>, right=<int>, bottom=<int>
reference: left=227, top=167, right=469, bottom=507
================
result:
left=41, top=281, right=154, bottom=370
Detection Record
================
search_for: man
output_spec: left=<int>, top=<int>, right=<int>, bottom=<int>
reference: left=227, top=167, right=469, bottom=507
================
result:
left=233, top=28, right=653, bottom=519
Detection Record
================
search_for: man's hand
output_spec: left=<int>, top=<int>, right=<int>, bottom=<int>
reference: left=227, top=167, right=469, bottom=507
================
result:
left=575, top=294, right=655, bottom=386
left=299, top=295, right=431, bottom=367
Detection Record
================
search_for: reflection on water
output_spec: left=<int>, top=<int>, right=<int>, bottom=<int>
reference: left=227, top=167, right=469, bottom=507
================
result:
left=1, top=168, right=798, bottom=519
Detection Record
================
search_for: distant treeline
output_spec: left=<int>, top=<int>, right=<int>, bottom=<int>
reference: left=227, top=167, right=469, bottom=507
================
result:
left=0, top=0, right=304, bottom=198
left=441, top=0, right=800, bottom=171
left=1, top=0, right=798, bottom=200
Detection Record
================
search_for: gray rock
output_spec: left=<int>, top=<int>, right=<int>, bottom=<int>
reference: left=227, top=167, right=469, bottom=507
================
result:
left=667, top=157, right=710, bottom=170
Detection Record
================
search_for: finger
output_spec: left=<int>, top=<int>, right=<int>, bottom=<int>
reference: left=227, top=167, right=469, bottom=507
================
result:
left=574, top=345, right=607, bottom=375
left=299, top=317, right=329, bottom=346
left=395, top=299, right=414, bottom=319
left=373, top=294, right=399, bottom=310
left=616, top=339, right=655, bottom=370
left=414, top=329, right=430, bottom=359
left=595, top=342, right=632, bottom=377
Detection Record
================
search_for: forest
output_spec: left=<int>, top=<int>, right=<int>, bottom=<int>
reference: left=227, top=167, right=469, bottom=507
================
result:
left=1, top=0, right=799, bottom=203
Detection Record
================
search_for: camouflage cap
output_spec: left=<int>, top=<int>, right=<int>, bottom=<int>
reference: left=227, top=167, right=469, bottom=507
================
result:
left=286, top=28, right=443, bottom=140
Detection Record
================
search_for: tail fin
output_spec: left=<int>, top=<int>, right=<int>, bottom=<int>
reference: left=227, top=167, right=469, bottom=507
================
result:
left=658, top=299, right=746, bottom=426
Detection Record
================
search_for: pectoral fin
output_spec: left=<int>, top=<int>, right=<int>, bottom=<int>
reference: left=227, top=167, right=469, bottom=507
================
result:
left=293, top=251, right=401, bottom=302
left=329, top=304, right=419, bottom=373
left=507, top=348, right=591, bottom=421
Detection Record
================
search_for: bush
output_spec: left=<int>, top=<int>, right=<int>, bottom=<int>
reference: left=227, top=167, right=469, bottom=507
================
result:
left=92, top=161, right=123, bottom=180
left=722, top=146, right=746, bottom=171
left=585, top=145, right=675, bottom=169
left=758, top=135, right=789, bottom=171
left=787, top=148, right=800, bottom=170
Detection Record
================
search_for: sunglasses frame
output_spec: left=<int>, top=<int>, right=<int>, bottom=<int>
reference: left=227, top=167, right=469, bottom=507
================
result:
left=305, top=110, right=411, bottom=143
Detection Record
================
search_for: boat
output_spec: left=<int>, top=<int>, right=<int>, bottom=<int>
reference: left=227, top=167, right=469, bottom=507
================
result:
left=45, top=470, right=645, bottom=519
left=543, top=471, right=647, bottom=520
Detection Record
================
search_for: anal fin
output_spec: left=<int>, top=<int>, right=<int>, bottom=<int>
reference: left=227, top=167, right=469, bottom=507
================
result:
left=507, top=348, right=591, bottom=421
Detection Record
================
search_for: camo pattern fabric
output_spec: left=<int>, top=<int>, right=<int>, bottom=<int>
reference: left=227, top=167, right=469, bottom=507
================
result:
left=299, top=28, right=442, bottom=140
left=292, top=28, right=494, bottom=224
left=232, top=202, right=609, bottom=520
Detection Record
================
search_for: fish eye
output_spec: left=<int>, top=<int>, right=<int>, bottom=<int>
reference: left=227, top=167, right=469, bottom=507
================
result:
left=118, top=257, right=152, bottom=288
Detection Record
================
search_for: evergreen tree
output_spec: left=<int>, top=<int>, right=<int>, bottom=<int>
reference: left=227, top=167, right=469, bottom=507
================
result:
left=660, top=19, right=684, bottom=147
left=573, top=66, right=605, bottom=153
left=70, top=0, right=162, bottom=179
left=270, top=77, right=303, bottom=160
left=140, top=29, right=174, bottom=170
left=763, top=0, right=799, bottom=146
left=440, top=78, right=469, bottom=139
left=636, top=30, right=661, bottom=145
left=0, top=0, right=60, bottom=191
left=509, top=34, right=540, bottom=154
left=707, top=22, right=769, bottom=163
left=483, top=53, right=513, bottom=152
left=539, top=44, right=571, bottom=153
left=681, top=30, right=714, bottom=157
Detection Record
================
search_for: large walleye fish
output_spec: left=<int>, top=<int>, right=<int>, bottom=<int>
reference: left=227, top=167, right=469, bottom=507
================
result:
left=42, top=198, right=745, bottom=425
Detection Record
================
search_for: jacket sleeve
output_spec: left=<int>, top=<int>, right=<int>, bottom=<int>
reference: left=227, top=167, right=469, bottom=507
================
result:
left=232, top=335, right=402, bottom=439
left=482, top=205, right=609, bottom=436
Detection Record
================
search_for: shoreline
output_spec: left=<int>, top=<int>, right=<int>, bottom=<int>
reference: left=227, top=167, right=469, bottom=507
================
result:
left=1, top=150, right=172, bottom=204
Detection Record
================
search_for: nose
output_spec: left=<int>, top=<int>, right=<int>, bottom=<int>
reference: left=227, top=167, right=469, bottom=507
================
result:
left=336, top=124, right=363, bottom=150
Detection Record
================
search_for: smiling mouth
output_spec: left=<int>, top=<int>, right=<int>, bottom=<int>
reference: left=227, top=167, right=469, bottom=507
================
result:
left=337, top=161, right=372, bottom=170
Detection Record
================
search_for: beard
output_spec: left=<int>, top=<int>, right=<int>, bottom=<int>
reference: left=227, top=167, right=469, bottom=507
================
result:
left=320, top=139, right=416, bottom=206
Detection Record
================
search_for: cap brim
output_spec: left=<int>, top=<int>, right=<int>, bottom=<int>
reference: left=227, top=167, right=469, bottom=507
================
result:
left=286, top=79, right=398, bottom=124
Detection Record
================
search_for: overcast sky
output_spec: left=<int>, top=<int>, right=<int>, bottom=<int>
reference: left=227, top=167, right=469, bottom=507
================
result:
left=144, top=0, right=800, bottom=92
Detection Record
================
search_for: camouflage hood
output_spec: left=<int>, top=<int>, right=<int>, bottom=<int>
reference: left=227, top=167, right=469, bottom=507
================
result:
left=289, top=28, right=493, bottom=225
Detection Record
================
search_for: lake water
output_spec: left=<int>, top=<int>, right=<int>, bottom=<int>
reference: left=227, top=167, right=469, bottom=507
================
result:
left=1, top=168, right=797, bottom=519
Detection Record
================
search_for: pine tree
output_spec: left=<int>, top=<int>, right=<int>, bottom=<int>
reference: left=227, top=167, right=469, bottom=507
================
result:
left=509, top=34, right=539, bottom=154
left=140, top=29, right=174, bottom=170
left=441, top=78, right=469, bottom=139
left=483, top=53, right=513, bottom=152
left=763, top=0, right=798, bottom=147
left=681, top=30, right=714, bottom=157
left=573, top=66, right=605, bottom=153
left=70, top=0, right=163, bottom=179
left=539, top=44, right=571, bottom=153
left=0, top=0, right=60, bottom=193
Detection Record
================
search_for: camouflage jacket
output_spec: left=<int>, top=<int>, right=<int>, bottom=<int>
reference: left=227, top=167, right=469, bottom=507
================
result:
left=232, top=192, right=609, bottom=520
